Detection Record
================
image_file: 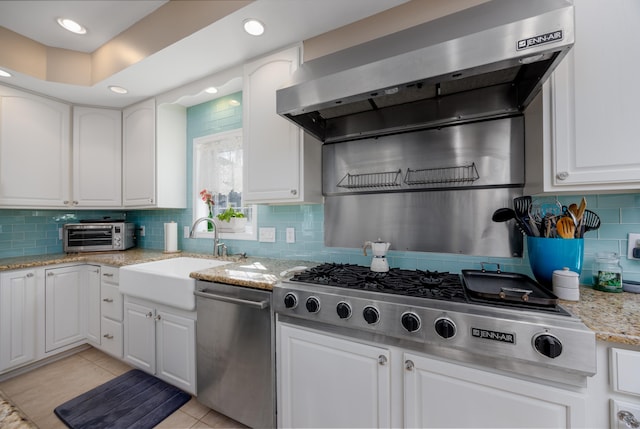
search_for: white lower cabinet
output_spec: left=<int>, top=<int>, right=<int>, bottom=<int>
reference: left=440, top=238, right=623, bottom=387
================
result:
left=404, top=352, right=586, bottom=428
left=123, top=296, right=196, bottom=394
left=0, top=269, right=38, bottom=372
left=277, top=322, right=587, bottom=428
left=278, top=323, right=391, bottom=428
left=44, top=265, right=89, bottom=352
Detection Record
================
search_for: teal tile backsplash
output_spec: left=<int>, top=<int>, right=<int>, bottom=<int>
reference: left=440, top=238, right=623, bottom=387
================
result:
left=1, top=195, right=639, bottom=285
left=1, top=94, right=639, bottom=285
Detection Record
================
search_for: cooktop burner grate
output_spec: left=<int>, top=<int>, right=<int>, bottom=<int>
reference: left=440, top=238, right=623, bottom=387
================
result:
left=289, top=263, right=571, bottom=315
left=290, top=263, right=467, bottom=302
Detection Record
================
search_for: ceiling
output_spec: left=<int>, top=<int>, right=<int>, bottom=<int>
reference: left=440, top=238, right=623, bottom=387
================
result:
left=0, top=0, right=409, bottom=108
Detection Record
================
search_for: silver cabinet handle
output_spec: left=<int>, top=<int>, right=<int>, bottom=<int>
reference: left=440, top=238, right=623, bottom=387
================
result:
left=556, top=171, right=569, bottom=181
left=26, top=273, right=34, bottom=278
left=103, top=333, right=114, bottom=340
left=154, top=314, right=162, bottom=321
left=103, top=273, right=114, bottom=277
left=378, top=355, right=387, bottom=366
left=63, top=200, right=69, bottom=205
left=72, top=201, right=78, bottom=205
left=618, top=411, right=640, bottom=429
left=47, top=272, right=54, bottom=277
left=194, top=290, right=269, bottom=309
left=290, top=189, right=297, bottom=196
left=145, top=311, right=153, bottom=318
left=405, top=360, right=414, bottom=371
left=102, top=298, right=114, bottom=303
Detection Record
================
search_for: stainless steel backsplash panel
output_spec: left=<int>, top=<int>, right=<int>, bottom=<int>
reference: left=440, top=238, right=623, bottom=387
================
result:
left=323, top=117, right=524, bottom=257
left=325, top=189, right=523, bottom=256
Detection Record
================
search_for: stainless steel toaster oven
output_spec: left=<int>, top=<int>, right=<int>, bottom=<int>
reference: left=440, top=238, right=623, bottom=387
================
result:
left=63, top=222, right=135, bottom=252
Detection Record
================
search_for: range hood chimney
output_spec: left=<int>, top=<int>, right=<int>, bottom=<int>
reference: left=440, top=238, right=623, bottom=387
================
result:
left=277, top=0, right=574, bottom=143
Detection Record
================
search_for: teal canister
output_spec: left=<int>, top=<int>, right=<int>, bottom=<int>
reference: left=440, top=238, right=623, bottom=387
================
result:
left=592, top=252, right=623, bottom=293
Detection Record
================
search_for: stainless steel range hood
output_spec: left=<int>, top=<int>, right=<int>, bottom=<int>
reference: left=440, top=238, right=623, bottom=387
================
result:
left=277, top=0, right=574, bottom=143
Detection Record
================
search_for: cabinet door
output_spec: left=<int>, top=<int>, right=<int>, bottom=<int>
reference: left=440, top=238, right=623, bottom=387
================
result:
left=72, top=107, right=122, bottom=207
left=123, top=300, right=155, bottom=373
left=243, top=46, right=307, bottom=203
left=85, top=266, right=101, bottom=345
left=404, top=352, right=586, bottom=428
left=0, top=270, right=37, bottom=372
left=123, top=98, right=156, bottom=207
left=278, top=323, right=391, bottom=428
left=0, top=85, right=70, bottom=207
left=156, top=310, right=196, bottom=394
left=547, top=0, right=640, bottom=190
left=44, top=266, right=86, bottom=352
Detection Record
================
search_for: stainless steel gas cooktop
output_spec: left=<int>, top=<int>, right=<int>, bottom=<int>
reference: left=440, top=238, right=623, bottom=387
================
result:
left=274, top=263, right=596, bottom=387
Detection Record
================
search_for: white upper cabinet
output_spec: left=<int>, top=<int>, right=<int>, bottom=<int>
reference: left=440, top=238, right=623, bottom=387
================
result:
left=122, top=99, right=186, bottom=208
left=123, top=98, right=156, bottom=207
left=73, top=107, right=122, bottom=207
left=243, top=45, right=322, bottom=204
left=525, top=0, right=640, bottom=194
left=0, top=85, right=70, bottom=207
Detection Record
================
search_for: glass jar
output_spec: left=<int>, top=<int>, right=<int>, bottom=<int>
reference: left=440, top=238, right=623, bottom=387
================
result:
left=592, top=252, right=623, bottom=293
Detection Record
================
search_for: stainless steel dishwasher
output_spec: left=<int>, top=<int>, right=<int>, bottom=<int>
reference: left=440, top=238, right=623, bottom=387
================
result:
left=195, top=281, right=274, bottom=428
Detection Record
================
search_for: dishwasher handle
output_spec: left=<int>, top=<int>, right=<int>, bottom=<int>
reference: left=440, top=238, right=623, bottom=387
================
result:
left=194, top=289, right=270, bottom=310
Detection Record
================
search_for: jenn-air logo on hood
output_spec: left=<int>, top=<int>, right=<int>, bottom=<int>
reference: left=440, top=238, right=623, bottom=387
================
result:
left=517, top=30, right=563, bottom=50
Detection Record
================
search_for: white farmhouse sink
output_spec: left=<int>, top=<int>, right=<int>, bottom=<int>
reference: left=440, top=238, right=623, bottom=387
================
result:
left=119, top=257, right=231, bottom=311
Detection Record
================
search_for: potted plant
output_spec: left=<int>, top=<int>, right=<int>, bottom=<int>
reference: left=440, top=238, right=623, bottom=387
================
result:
left=215, top=207, right=247, bottom=232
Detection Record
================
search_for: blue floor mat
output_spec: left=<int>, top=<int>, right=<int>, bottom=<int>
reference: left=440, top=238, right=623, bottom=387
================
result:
left=54, top=369, right=191, bottom=429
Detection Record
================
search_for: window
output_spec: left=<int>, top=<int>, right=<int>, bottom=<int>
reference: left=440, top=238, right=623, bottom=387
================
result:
left=193, top=129, right=256, bottom=239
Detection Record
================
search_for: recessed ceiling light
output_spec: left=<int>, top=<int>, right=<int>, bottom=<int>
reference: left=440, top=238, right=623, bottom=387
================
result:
left=205, top=87, right=218, bottom=94
left=229, top=99, right=240, bottom=106
left=57, top=18, right=87, bottom=35
left=243, top=19, right=265, bottom=36
left=0, top=69, right=11, bottom=78
left=108, top=85, right=128, bottom=94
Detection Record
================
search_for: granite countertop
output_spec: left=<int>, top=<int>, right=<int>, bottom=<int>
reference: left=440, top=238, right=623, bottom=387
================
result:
left=190, top=258, right=318, bottom=290
left=1, top=250, right=638, bottom=346
left=0, top=249, right=239, bottom=271
left=560, top=286, right=640, bottom=346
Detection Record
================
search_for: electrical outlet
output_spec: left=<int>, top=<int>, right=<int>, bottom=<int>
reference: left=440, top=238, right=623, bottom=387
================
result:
left=58, top=228, right=63, bottom=240
left=627, top=233, right=640, bottom=259
left=259, top=227, right=276, bottom=242
left=140, top=225, right=145, bottom=237
left=286, top=227, right=295, bottom=243
left=184, top=226, right=190, bottom=238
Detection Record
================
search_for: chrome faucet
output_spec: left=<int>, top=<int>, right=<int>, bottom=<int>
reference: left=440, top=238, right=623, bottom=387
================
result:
left=189, top=217, right=227, bottom=257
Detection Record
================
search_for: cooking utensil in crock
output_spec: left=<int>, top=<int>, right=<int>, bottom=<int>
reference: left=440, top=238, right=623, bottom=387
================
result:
left=577, top=209, right=601, bottom=237
left=491, top=208, right=531, bottom=236
left=513, top=196, right=532, bottom=218
left=557, top=217, right=576, bottom=239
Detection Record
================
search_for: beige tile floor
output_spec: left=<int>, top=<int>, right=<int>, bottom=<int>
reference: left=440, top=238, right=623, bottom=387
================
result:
left=0, top=347, right=246, bottom=428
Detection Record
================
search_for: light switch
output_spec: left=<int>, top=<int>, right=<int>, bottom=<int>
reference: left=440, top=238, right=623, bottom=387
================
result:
left=259, top=227, right=276, bottom=242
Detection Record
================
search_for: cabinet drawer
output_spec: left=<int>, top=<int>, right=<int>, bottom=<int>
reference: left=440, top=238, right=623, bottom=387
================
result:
left=101, top=283, right=123, bottom=321
left=101, top=266, right=119, bottom=284
left=611, top=348, right=640, bottom=396
left=101, top=317, right=123, bottom=358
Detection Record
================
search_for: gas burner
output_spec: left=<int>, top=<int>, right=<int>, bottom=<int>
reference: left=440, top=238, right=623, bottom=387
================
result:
left=291, top=263, right=467, bottom=302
